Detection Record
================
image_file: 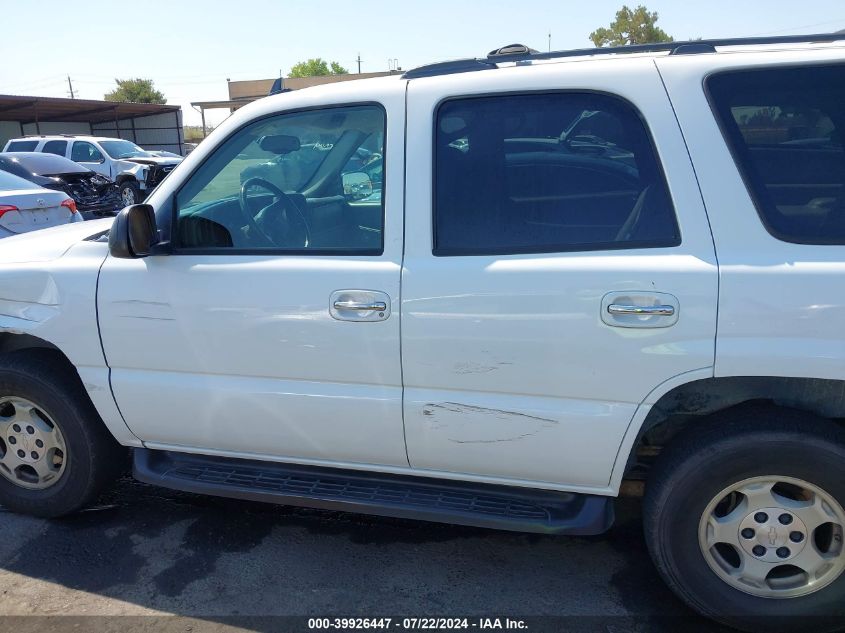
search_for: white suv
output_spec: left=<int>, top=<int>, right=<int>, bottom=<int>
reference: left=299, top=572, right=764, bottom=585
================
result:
left=2, top=135, right=181, bottom=206
left=1, top=34, right=845, bottom=632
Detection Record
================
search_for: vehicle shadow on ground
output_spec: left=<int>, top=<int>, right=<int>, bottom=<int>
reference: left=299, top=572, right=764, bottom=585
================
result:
left=0, top=475, right=729, bottom=632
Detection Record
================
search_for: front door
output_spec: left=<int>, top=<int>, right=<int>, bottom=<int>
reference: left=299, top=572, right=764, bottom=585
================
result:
left=70, top=141, right=109, bottom=177
left=98, top=90, right=408, bottom=468
left=401, top=61, right=718, bottom=491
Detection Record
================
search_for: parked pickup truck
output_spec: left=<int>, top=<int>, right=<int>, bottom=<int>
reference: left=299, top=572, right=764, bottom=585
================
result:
left=1, top=34, right=845, bottom=632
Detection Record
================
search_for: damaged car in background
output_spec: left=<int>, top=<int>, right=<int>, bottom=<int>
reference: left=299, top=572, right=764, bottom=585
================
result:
left=0, top=152, right=121, bottom=220
left=2, top=135, right=182, bottom=206
left=0, top=169, right=80, bottom=237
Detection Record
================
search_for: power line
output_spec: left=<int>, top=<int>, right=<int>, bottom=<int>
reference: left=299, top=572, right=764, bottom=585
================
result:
left=2, top=76, right=67, bottom=91
left=746, top=17, right=845, bottom=37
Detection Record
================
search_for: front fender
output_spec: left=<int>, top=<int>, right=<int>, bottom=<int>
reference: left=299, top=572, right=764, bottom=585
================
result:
left=0, top=239, right=141, bottom=447
left=116, top=163, right=147, bottom=184
left=0, top=270, right=61, bottom=331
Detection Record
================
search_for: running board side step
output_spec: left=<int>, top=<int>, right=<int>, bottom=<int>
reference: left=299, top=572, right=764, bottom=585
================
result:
left=133, top=449, right=614, bottom=535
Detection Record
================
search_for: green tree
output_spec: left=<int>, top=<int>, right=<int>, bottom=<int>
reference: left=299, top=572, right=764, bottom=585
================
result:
left=103, top=78, right=166, bottom=104
left=288, top=58, right=350, bottom=78
left=589, top=5, right=673, bottom=47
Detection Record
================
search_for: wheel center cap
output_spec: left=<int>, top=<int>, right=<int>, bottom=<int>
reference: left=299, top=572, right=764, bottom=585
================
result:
left=7, top=427, right=44, bottom=463
left=19, top=434, right=32, bottom=451
left=738, top=507, right=807, bottom=562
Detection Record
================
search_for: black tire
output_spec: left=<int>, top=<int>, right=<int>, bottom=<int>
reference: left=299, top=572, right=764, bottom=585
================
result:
left=119, top=180, right=141, bottom=206
left=644, top=406, right=845, bottom=632
left=0, top=350, right=126, bottom=518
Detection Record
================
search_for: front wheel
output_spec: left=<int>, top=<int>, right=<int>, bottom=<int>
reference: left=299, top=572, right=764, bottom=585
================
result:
left=644, top=408, right=845, bottom=632
left=0, top=351, right=125, bottom=517
left=119, top=180, right=141, bottom=206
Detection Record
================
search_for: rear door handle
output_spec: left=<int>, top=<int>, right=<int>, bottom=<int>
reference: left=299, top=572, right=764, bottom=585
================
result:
left=607, top=304, right=675, bottom=317
left=601, top=291, right=679, bottom=329
left=333, top=300, right=387, bottom=312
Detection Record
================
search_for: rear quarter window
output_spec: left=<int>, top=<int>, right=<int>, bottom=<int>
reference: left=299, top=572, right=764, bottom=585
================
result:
left=708, top=64, right=845, bottom=244
left=6, top=141, right=38, bottom=152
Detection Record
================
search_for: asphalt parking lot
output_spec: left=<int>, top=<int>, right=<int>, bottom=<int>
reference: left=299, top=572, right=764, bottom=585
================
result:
left=0, top=475, right=729, bottom=633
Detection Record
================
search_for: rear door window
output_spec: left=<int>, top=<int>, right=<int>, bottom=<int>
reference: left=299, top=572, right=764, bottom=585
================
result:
left=42, top=140, right=68, bottom=157
left=433, top=92, right=679, bottom=255
left=708, top=64, right=845, bottom=243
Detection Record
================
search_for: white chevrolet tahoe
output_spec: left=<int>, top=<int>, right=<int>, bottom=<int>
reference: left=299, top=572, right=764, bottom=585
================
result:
left=1, top=34, right=844, bottom=631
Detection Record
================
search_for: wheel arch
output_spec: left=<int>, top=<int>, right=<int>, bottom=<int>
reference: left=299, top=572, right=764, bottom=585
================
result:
left=618, top=376, right=845, bottom=486
left=0, top=331, right=61, bottom=356
left=0, top=331, right=141, bottom=447
left=115, top=174, right=138, bottom=185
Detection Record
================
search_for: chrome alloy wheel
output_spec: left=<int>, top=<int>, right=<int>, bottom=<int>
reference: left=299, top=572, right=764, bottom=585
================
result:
left=0, top=397, right=66, bottom=490
left=699, top=476, right=845, bottom=598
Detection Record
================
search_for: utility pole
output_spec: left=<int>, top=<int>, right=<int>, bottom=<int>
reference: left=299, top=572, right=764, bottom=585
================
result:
left=67, top=75, right=75, bottom=99
left=356, top=53, right=362, bottom=74
left=548, top=31, right=552, bottom=52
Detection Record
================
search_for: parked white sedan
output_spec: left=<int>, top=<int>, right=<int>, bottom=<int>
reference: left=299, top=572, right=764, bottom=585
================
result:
left=0, top=170, right=81, bottom=238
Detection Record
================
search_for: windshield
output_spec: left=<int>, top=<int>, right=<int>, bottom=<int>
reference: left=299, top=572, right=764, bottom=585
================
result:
left=98, top=140, right=152, bottom=159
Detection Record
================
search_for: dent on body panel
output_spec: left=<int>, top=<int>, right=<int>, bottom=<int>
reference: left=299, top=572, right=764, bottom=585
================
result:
left=421, top=402, right=559, bottom=444
left=452, top=359, right=515, bottom=375
left=0, top=270, right=61, bottom=325
left=109, top=299, right=176, bottom=322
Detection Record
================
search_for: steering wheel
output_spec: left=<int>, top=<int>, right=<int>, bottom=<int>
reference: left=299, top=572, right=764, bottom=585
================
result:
left=238, top=177, right=311, bottom=247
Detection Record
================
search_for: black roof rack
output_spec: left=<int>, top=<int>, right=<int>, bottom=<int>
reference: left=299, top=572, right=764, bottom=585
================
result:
left=402, top=32, right=845, bottom=79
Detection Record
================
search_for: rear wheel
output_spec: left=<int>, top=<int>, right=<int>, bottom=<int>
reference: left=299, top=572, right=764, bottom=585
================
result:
left=644, top=408, right=845, bottom=632
left=0, top=351, right=125, bottom=518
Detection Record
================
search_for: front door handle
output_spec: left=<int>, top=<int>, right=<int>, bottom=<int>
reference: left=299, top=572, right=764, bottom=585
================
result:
left=330, top=290, right=390, bottom=322
left=333, top=300, right=387, bottom=312
left=607, top=304, right=675, bottom=317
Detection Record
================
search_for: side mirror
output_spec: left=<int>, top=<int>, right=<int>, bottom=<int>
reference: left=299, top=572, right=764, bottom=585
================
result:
left=109, top=204, right=159, bottom=258
left=342, top=171, right=373, bottom=201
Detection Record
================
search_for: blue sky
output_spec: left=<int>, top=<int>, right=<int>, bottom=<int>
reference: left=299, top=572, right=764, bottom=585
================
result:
left=2, top=0, right=845, bottom=125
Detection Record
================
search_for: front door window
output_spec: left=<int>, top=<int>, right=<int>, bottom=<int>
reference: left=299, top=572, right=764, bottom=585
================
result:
left=175, top=105, right=386, bottom=254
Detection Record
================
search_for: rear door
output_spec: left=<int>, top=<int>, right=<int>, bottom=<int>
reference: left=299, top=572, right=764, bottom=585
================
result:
left=401, top=58, right=718, bottom=491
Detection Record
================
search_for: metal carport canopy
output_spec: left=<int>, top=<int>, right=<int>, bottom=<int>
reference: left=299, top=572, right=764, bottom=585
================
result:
left=0, top=94, right=180, bottom=124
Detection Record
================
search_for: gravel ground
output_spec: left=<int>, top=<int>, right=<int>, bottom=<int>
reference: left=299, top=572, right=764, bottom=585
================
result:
left=0, top=475, right=728, bottom=633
